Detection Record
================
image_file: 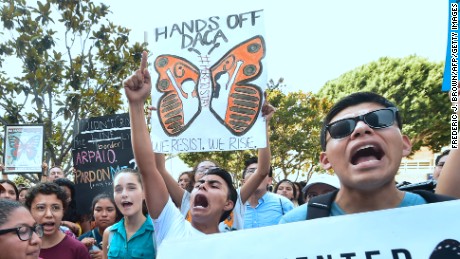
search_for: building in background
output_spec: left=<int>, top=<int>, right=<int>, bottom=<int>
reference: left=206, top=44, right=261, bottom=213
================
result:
left=397, top=147, right=448, bottom=183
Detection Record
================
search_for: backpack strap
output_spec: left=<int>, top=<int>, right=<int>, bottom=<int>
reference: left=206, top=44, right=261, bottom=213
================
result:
left=305, top=189, right=454, bottom=220
left=279, top=198, right=285, bottom=215
left=306, top=189, right=339, bottom=220
left=410, top=190, right=455, bottom=203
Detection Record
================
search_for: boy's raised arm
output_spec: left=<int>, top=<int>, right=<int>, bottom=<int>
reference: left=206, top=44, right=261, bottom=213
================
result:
left=437, top=148, right=460, bottom=198
left=154, top=152, right=186, bottom=207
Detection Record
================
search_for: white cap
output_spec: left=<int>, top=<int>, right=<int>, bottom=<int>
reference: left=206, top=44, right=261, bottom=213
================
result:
left=302, top=173, right=340, bottom=194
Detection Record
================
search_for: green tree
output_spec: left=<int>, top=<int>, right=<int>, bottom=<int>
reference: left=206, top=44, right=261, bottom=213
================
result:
left=318, top=55, right=447, bottom=153
left=179, top=79, right=332, bottom=184
left=12, top=175, right=31, bottom=188
left=0, top=0, right=144, bottom=182
left=268, top=82, right=332, bottom=181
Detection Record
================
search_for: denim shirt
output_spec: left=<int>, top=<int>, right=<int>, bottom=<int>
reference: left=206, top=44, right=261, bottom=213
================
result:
left=108, top=215, right=155, bottom=259
left=244, top=192, right=294, bottom=229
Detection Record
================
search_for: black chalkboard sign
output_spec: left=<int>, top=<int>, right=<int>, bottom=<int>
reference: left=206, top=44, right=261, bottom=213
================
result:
left=72, top=113, right=135, bottom=215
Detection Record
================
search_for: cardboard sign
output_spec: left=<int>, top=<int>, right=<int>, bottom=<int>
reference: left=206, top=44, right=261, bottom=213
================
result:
left=72, top=113, right=134, bottom=214
left=3, top=125, right=44, bottom=174
left=158, top=200, right=460, bottom=259
left=149, top=9, right=268, bottom=153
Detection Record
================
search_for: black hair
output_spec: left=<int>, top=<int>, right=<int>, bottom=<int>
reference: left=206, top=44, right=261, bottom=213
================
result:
left=205, top=168, right=237, bottom=223
left=320, top=92, right=402, bottom=151
left=25, top=182, right=69, bottom=211
left=192, top=159, right=219, bottom=181
left=0, top=199, right=24, bottom=226
left=273, top=179, right=296, bottom=201
left=54, top=178, right=75, bottom=200
left=192, top=159, right=220, bottom=173
left=0, top=179, right=19, bottom=200
left=91, top=193, right=122, bottom=223
left=242, top=156, right=273, bottom=179
left=18, top=187, right=29, bottom=198
left=53, top=178, right=85, bottom=223
left=244, top=157, right=258, bottom=168
left=435, top=149, right=451, bottom=165
left=293, top=181, right=305, bottom=206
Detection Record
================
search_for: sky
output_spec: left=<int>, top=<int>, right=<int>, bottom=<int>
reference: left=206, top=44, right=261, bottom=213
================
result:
left=94, top=0, right=449, bottom=179
left=101, top=0, right=447, bottom=94
left=3, top=1, right=447, bottom=180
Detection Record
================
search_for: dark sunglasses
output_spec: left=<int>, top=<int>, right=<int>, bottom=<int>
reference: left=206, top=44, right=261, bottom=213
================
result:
left=0, top=224, right=44, bottom=241
left=326, top=107, right=398, bottom=139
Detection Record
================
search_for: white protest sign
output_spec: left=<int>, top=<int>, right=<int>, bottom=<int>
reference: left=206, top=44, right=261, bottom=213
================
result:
left=149, top=10, right=267, bottom=153
left=158, top=200, right=460, bottom=259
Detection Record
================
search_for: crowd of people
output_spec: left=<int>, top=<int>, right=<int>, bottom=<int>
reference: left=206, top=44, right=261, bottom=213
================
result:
left=0, top=51, right=458, bottom=258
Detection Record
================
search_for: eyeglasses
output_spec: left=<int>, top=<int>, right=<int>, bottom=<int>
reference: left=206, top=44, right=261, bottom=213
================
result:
left=196, top=166, right=218, bottom=174
left=33, top=204, right=63, bottom=214
left=0, top=224, right=44, bottom=241
left=326, top=107, right=398, bottom=139
left=245, top=168, right=257, bottom=174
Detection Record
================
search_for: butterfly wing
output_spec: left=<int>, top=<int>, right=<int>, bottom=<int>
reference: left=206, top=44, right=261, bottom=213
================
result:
left=23, top=135, right=40, bottom=160
left=154, top=55, right=201, bottom=136
left=8, top=135, right=21, bottom=160
left=209, top=36, right=265, bottom=136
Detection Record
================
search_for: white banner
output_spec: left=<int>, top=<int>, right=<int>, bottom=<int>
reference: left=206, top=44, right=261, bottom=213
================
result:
left=158, top=200, right=460, bottom=259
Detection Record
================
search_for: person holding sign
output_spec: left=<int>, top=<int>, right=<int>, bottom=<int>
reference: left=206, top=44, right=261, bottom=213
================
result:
left=242, top=156, right=294, bottom=228
left=155, top=102, right=273, bottom=232
left=47, top=166, right=65, bottom=182
left=280, top=92, right=455, bottom=223
left=123, top=51, right=245, bottom=247
left=154, top=112, right=273, bottom=232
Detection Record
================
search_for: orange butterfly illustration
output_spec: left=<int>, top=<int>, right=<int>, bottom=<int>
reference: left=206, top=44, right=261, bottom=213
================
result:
left=154, top=35, right=265, bottom=136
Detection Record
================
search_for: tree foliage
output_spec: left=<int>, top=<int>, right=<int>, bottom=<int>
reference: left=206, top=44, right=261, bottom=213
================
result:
left=318, top=56, right=447, bottom=153
left=268, top=82, right=332, bottom=181
left=179, top=79, right=332, bottom=183
left=0, top=0, right=144, bottom=182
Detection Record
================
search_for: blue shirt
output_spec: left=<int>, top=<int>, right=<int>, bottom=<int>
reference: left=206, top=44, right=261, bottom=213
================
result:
left=108, top=216, right=155, bottom=259
left=78, top=228, right=103, bottom=249
left=244, top=192, right=294, bottom=229
left=279, top=192, right=427, bottom=224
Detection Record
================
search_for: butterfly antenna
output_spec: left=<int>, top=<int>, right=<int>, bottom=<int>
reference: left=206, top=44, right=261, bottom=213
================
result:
left=188, top=48, right=201, bottom=55
left=208, top=43, right=220, bottom=55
